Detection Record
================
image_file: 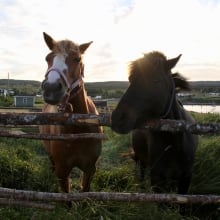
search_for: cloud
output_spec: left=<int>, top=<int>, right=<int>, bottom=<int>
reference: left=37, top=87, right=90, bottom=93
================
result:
left=0, top=0, right=220, bottom=82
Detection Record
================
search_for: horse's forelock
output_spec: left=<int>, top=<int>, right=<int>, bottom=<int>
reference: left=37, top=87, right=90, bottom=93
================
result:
left=128, top=51, right=167, bottom=80
left=144, top=51, right=166, bottom=61
left=54, top=40, right=79, bottom=54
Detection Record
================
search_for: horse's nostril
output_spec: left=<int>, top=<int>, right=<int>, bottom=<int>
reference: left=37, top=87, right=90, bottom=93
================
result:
left=42, top=81, right=48, bottom=90
left=112, top=111, right=126, bottom=127
left=44, top=91, right=49, bottom=97
left=120, top=112, right=126, bottom=121
left=58, top=82, right=62, bottom=90
left=116, top=111, right=126, bottom=122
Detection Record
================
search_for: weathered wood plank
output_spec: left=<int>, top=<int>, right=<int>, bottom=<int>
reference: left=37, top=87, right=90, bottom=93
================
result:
left=145, top=119, right=220, bottom=135
left=0, top=112, right=220, bottom=135
left=0, top=187, right=220, bottom=204
left=0, top=112, right=110, bottom=126
left=0, top=130, right=108, bottom=140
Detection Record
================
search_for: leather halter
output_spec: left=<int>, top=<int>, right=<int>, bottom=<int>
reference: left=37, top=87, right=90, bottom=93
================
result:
left=44, top=64, right=84, bottom=112
left=150, top=78, right=176, bottom=170
left=160, top=78, right=175, bottom=119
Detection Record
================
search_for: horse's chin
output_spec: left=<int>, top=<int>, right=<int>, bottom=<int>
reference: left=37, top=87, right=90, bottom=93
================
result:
left=111, top=126, right=130, bottom=134
left=44, top=99, right=60, bottom=105
left=43, top=92, right=64, bottom=105
left=111, top=113, right=142, bottom=134
left=111, top=120, right=136, bottom=134
left=43, top=95, right=62, bottom=105
left=113, top=120, right=147, bottom=134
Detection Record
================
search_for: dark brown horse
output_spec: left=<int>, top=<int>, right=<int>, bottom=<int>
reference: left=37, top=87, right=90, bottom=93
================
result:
left=111, top=52, right=198, bottom=194
left=40, top=32, right=102, bottom=194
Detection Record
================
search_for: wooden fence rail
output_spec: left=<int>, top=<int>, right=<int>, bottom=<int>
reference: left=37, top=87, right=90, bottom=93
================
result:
left=0, top=130, right=108, bottom=140
left=144, top=119, right=220, bottom=135
left=0, top=112, right=111, bottom=126
left=0, top=187, right=220, bottom=205
left=0, top=112, right=220, bottom=135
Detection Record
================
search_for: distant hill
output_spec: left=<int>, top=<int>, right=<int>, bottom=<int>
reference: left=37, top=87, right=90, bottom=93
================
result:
left=0, top=79, right=41, bottom=95
left=0, top=79, right=130, bottom=97
left=189, top=81, right=220, bottom=93
left=85, top=81, right=129, bottom=90
left=190, top=81, right=220, bottom=88
left=0, top=79, right=41, bottom=88
left=0, top=79, right=220, bottom=96
left=0, top=79, right=129, bottom=90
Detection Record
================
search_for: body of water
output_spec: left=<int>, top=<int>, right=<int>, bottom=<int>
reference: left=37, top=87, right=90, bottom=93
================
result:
left=184, top=105, right=220, bottom=114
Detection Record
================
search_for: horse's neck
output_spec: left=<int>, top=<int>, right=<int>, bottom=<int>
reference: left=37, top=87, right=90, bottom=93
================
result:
left=169, top=98, right=185, bottom=119
left=69, top=85, right=89, bottom=113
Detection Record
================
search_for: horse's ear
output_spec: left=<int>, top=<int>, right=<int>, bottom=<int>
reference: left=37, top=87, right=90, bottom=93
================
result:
left=43, top=32, right=56, bottom=50
left=166, top=54, right=182, bottom=70
left=79, top=41, right=93, bottom=54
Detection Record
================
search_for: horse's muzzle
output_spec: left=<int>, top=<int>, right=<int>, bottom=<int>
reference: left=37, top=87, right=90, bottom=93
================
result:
left=42, top=80, right=65, bottom=105
left=111, top=109, right=134, bottom=134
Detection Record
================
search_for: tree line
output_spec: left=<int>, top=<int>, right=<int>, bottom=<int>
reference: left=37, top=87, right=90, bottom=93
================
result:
left=1, top=79, right=220, bottom=98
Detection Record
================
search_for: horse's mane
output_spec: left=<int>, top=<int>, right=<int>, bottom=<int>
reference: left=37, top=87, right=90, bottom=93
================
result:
left=172, top=72, right=191, bottom=91
left=54, top=40, right=79, bottom=54
left=128, top=52, right=191, bottom=91
left=128, top=51, right=167, bottom=81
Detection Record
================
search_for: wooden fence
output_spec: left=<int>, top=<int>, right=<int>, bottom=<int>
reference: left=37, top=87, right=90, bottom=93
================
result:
left=0, top=112, right=220, bottom=209
left=0, top=112, right=220, bottom=136
left=1, top=187, right=220, bottom=210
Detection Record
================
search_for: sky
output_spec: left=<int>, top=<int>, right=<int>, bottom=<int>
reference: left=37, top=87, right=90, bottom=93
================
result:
left=0, top=0, right=220, bottom=82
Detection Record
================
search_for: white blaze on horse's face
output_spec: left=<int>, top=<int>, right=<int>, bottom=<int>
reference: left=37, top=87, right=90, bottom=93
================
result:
left=42, top=53, right=69, bottom=105
left=47, top=54, right=68, bottom=83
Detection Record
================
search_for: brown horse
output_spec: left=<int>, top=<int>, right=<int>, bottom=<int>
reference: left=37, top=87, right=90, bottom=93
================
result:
left=40, top=32, right=102, bottom=194
left=111, top=52, right=198, bottom=194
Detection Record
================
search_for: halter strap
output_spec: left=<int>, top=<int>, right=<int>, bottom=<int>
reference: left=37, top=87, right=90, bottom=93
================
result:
left=71, top=76, right=83, bottom=91
left=160, top=78, right=175, bottom=119
left=45, top=66, right=84, bottom=92
left=45, top=68, right=71, bottom=89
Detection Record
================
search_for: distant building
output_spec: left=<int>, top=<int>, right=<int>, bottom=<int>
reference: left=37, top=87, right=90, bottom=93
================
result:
left=94, top=95, right=102, bottom=99
left=0, top=89, right=15, bottom=96
left=208, top=92, right=220, bottom=97
left=0, top=88, right=4, bottom=96
left=14, top=96, right=35, bottom=107
left=93, top=100, right=107, bottom=108
left=177, top=93, right=192, bottom=97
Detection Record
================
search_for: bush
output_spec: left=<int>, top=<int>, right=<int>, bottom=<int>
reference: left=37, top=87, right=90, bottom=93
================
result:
left=0, top=96, right=13, bottom=107
left=191, top=111, right=220, bottom=123
left=93, top=167, right=137, bottom=192
left=190, top=136, right=220, bottom=194
left=0, top=146, right=34, bottom=189
left=0, top=138, right=58, bottom=192
left=101, top=127, right=131, bottom=169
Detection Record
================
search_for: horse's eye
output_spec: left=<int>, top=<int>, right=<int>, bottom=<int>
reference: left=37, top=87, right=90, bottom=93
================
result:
left=73, top=57, right=81, bottom=63
left=45, top=56, right=49, bottom=62
left=45, top=53, right=54, bottom=62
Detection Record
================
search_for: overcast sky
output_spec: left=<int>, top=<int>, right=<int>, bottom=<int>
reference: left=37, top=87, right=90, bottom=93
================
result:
left=0, top=0, right=220, bottom=82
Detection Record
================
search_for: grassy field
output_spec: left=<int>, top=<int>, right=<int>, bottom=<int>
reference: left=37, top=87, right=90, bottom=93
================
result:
left=0, top=113, right=219, bottom=219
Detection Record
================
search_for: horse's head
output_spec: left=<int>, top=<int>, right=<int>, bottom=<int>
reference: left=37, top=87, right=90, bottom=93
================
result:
left=41, top=32, right=92, bottom=105
left=111, top=51, right=189, bottom=134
